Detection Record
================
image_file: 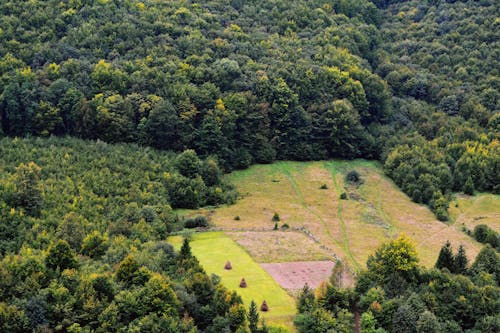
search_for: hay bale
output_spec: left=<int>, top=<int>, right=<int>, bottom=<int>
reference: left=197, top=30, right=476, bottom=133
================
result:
left=224, top=260, right=232, bottom=270
left=260, top=300, right=269, bottom=312
left=239, top=278, right=247, bottom=288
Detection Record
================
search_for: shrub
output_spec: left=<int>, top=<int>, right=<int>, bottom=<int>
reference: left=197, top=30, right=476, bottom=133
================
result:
left=345, top=170, right=362, bottom=184
left=184, top=215, right=208, bottom=228
left=320, top=184, right=328, bottom=189
left=281, top=223, right=290, bottom=230
left=340, top=192, right=348, bottom=200
left=272, top=212, right=280, bottom=222
left=234, top=215, right=241, bottom=221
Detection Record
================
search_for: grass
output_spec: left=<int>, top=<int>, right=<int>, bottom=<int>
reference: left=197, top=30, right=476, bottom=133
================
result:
left=449, top=193, right=500, bottom=233
left=208, top=160, right=485, bottom=269
left=226, top=231, right=333, bottom=263
left=168, top=232, right=297, bottom=331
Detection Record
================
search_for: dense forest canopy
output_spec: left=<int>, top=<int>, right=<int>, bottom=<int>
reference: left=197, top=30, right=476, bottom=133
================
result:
left=0, top=0, right=499, bottom=332
left=0, top=0, right=497, bottom=220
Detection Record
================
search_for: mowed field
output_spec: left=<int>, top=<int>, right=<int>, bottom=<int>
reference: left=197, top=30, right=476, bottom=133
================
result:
left=210, top=160, right=487, bottom=269
left=168, top=232, right=296, bottom=331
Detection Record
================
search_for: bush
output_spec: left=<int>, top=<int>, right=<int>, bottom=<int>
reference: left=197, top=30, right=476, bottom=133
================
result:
left=340, top=192, right=348, bottom=200
left=320, top=184, right=328, bottom=189
left=281, top=223, right=290, bottom=230
left=272, top=212, right=280, bottom=222
left=184, top=215, right=208, bottom=229
left=346, top=170, right=362, bottom=184
left=234, top=215, right=240, bottom=221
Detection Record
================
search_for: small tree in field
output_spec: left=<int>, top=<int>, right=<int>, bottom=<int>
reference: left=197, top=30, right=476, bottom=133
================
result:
left=248, top=300, right=259, bottom=333
left=272, top=212, right=280, bottom=222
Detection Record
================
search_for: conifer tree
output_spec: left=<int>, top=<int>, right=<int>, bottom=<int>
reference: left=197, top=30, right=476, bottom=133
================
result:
left=453, top=245, right=468, bottom=275
left=435, top=241, right=454, bottom=272
left=248, top=300, right=259, bottom=333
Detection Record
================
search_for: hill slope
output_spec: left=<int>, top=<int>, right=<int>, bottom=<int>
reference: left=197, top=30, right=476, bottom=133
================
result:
left=208, top=161, right=487, bottom=269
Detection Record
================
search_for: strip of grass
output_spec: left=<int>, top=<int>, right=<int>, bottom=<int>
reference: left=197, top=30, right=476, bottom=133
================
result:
left=169, top=232, right=296, bottom=331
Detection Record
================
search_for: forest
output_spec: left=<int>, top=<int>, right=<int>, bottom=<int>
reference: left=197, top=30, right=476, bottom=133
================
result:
left=0, top=0, right=498, bottom=332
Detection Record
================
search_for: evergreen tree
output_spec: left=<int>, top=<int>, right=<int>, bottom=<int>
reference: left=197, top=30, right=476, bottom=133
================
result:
left=179, top=238, right=192, bottom=260
left=248, top=300, right=259, bottom=333
left=297, top=284, right=315, bottom=313
left=453, top=245, right=468, bottom=275
left=463, top=176, right=475, bottom=195
left=435, top=241, right=454, bottom=272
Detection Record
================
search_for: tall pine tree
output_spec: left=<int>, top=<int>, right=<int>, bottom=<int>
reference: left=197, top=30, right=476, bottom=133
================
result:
left=435, top=241, right=454, bottom=272
left=453, top=245, right=468, bottom=275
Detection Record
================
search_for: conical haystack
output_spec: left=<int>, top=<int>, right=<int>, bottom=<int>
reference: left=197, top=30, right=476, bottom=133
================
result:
left=224, top=260, right=232, bottom=270
left=239, top=277, right=247, bottom=288
left=260, top=300, right=269, bottom=312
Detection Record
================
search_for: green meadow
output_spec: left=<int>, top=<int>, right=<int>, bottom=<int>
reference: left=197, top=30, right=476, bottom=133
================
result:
left=169, top=232, right=297, bottom=331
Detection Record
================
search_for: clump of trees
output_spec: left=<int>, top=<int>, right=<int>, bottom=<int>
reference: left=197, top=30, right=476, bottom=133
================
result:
left=295, top=235, right=500, bottom=333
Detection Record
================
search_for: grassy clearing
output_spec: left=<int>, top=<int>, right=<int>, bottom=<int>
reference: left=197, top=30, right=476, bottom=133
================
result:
left=169, top=232, right=296, bottom=331
left=210, top=160, right=485, bottom=269
left=449, top=193, right=500, bottom=233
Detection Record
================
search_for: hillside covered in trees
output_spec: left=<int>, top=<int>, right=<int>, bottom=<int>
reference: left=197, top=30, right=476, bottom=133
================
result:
left=0, top=0, right=499, bottom=332
left=0, top=0, right=497, bottom=220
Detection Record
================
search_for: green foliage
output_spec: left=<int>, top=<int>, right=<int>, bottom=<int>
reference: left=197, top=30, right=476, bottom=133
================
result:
left=0, top=0, right=390, bottom=168
left=272, top=212, right=280, bottom=222
left=81, top=231, right=109, bottom=259
left=45, top=240, right=78, bottom=271
left=366, top=234, right=419, bottom=281
left=11, top=161, right=43, bottom=217
left=473, top=224, right=499, bottom=249
left=435, top=241, right=454, bottom=272
left=345, top=170, right=362, bottom=184
left=184, top=215, right=209, bottom=229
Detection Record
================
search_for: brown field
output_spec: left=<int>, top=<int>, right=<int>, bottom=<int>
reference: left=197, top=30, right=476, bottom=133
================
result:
left=207, top=160, right=484, bottom=270
left=261, top=261, right=336, bottom=290
left=226, top=231, right=334, bottom=263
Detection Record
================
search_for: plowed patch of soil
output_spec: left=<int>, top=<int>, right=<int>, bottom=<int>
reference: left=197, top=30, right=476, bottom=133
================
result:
left=261, top=261, right=335, bottom=290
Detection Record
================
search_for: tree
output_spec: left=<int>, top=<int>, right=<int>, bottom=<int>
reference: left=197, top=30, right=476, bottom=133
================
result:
left=470, top=245, right=499, bottom=284
left=294, top=307, right=337, bottom=333
left=179, top=238, right=192, bottom=260
left=392, top=304, right=418, bottom=333
left=463, top=176, right=475, bottom=195
left=416, top=311, right=440, bottom=333
left=12, top=162, right=43, bottom=217
left=144, top=100, right=182, bottom=150
left=453, top=245, right=468, bottom=275
left=57, top=212, right=86, bottom=251
left=175, top=150, right=202, bottom=179
left=297, top=284, right=315, bottom=313
left=435, top=241, right=454, bottom=272
left=361, top=311, right=376, bottom=333
left=248, top=300, right=259, bottom=333
left=366, top=234, right=419, bottom=282
left=81, top=231, right=109, bottom=258
left=45, top=240, right=79, bottom=271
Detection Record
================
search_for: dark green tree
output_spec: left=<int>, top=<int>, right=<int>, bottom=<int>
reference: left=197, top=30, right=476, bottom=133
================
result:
left=453, top=245, right=468, bottom=275
left=248, top=300, right=259, bottom=333
left=45, top=240, right=79, bottom=271
left=435, top=241, right=454, bottom=272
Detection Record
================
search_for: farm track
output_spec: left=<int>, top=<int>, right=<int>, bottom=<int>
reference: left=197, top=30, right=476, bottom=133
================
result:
left=324, top=161, right=361, bottom=270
